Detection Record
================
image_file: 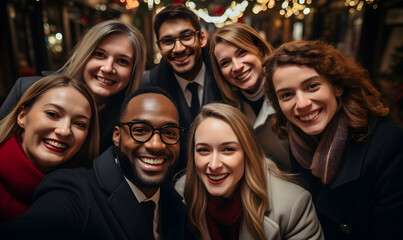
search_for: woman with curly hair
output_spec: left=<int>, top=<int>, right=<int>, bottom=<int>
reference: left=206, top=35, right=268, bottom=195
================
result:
left=264, top=40, right=403, bottom=239
left=209, top=23, right=290, bottom=171
left=175, top=103, right=323, bottom=240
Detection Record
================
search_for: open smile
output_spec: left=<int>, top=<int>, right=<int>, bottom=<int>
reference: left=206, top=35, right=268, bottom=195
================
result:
left=95, top=76, right=116, bottom=85
left=43, top=138, right=68, bottom=152
left=235, top=69, right=251, bottom=80
left=207, top=173, right=229, bottom=184
left=139, top=157, right=165, bottom=165
left=298, top=110, right=321, bottom=121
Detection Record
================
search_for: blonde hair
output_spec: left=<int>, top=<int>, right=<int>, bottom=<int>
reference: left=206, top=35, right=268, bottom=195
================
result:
left=184, top=103, right=292, bottom=239
left=56, top=19, right=146, bottom=96
left=209, top=23, right=273, bottom=110
left=0, top=75, right=99, bottom=168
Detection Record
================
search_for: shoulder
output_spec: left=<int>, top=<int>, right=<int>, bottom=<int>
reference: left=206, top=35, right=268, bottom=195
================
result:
left=267, top=173, right=310, bottom=210
left=174, top=174, right=186, bottom=200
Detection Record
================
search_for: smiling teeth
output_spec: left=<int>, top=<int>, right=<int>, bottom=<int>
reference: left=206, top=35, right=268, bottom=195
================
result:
left=174, top=55, right=189, bottom=61
left=236, top=70, right=250, bottom=80
left=44, top=139, right=67, bottom=149
left=96, top=76, right=114, bottom=84
left=300, top=111, right=319, bottom=121
left=208, top=174, right=228, bottom=181
left=141, top=157, right=164, bottom=165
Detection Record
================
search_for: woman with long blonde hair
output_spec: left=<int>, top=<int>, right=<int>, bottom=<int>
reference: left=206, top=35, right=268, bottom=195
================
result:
left=0, top=20, right=146, bottom=152
left=0, top=75, right=99, bottom=221
left=175, top=103, right=323, bottom=239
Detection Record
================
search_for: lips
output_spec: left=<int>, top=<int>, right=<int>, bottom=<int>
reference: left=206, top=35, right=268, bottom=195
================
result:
left=95, top=76, right=116, bottom=85
left=235, top=69, right=251, bottom=80
left=139, top=157, right=165, bottom=165
left=43, top=138, right=68, bottom=152
left=299, top=110, right=320, bottom=121
left=207, top=173, right=229, bottom=183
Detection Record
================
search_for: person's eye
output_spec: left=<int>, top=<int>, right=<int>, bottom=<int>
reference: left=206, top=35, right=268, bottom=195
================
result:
left=74, top=121, right=87, bottom=129
left=220, top=60, right=230, bottom=68
left=162, top=128, right=179, bottom=139
left=45, top=111, right=59, bottom=118
left=181, top=32, right=194, bottom=41
left=308, top=82, right=320, bottom=90
left=160, top=38, right=174, bottom=45
left=239, top=49, right=247, bottom=56
left=224, top=147, right=236, bottom=152
left=132, top=127, right=150, bottom=136
left=278, top=92, right=293, bottom=101
left=93, top=51, right=105, bottom=58
left=196, top=147, right=209, bottom=153
left=118, top=58, right=130, bottom=66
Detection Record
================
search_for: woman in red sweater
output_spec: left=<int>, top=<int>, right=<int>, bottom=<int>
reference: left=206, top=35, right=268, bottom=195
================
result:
left=0, top=75, right=99, bottom=221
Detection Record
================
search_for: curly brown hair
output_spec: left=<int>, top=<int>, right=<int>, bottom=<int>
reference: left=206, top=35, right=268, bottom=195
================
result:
left=264, top=40, right=388, bottom=141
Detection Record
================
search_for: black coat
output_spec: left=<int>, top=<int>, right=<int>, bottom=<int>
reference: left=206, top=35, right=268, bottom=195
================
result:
left=0, top=76, right=122, bottom=153
left=142, top=47, right=222, bottom=173
left=291, top=116, right=403, bottom=240
left=1, top=147, right=192, bottom=240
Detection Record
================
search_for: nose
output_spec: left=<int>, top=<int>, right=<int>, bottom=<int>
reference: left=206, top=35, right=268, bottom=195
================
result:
left=208, top=151, right=223, bottom=171
left=55, top=120, right=72, bottom=137
left=100, top=58, right=115, bottom=73
left=145, top=131, right=165, bottom=151
left=231, top=59, right=243, bottom=74
left=296, top=92, right=312, bottom=110
left=172, top=38, right=186, bottom=53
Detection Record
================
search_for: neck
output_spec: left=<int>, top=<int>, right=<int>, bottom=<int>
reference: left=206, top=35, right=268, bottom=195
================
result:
left=138, top=186, right=158, bottom=199
left=177, top=57, right=203, bottom=81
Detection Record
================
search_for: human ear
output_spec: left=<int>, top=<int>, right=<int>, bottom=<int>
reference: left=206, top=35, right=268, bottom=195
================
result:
left=17, top=106, right=27, bottom=129
left=199, top=30, right=207, bottom=48
left=112, top=126, right=121, bottom=147
left=335, top=86, right=343, bottom=97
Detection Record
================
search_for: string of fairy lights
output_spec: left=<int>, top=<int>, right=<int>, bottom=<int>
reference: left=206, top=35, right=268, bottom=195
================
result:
left=119, top=0, right=381, bottom=25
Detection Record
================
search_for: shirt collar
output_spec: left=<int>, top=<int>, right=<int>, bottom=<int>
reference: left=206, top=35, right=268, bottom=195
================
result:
left=175, top=62, right=205, bottom=93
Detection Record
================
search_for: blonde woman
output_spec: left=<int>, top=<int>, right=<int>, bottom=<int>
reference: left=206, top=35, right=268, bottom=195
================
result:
left=0, top=75, right=99, bottom=220
left=210, top=23, right=290, bottom=171
left=0, top=20, right=146, bottom=152
left=175, top=103, right=323, bottom=240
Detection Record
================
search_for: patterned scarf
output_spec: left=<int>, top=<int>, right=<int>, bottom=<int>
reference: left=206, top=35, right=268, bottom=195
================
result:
left=288, top=111, right=348, bottom=184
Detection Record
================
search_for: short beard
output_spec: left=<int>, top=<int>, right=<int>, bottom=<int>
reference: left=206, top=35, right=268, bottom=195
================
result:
left=115, top=144, right=172, bottom=188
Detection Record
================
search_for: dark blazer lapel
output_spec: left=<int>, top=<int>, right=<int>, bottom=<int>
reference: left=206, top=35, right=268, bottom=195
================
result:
left=93, top=147, right=151, bottom=239
left=158, top=183, right=187, bottom=240
left=329, top=117, right=379, bottom=189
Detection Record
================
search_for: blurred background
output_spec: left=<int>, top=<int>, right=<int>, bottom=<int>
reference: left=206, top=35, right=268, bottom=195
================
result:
left=0, top=0, right=402, bottom=121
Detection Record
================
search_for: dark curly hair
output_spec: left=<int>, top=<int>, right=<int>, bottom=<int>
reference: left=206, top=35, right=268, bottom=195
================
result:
left=263, top=40, right=389, bottom=141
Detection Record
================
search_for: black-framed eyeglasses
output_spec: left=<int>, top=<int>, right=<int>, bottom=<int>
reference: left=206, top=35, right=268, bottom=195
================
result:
left=119, top=121, right=185, bottom=145
left=156, top=31, right=199, bottom=51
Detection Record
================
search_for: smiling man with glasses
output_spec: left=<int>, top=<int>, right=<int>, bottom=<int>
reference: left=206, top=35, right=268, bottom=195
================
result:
left=142, top=4, right=222, bottom=175
left=1, top=87, right=194, bottom=240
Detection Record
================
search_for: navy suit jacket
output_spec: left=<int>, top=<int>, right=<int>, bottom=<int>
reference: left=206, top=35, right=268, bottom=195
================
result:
left=1, top=147, right=192, bottom=240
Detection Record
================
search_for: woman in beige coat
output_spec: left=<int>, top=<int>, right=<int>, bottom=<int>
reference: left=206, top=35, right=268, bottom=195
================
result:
left=175, top=103, right=323, bottom=240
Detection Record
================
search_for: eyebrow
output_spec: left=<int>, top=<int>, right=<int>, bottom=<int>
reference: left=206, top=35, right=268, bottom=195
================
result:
left=95, top=47, right=132, bottom=59
left=275, top=75, right=320, bottom=93
left=43, top=103, right=91, bottom=119
left=129, top=118, right=180, bottom=127
left=160, top=29, right=195, bottom=38
left=195, top=141, right=239, bottom=146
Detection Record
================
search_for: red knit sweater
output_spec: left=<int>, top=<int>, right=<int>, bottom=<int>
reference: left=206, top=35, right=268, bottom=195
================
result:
left=0, top=135, right=45, bottom=221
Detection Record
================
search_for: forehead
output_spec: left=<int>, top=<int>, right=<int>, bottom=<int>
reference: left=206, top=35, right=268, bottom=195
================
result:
left=123, top=93, right=179, bottom=125
left=195, top=117, right=238, bottom=142
left=159, top=18, right=195, bottom=37
left=97, top=34, right=134, bottom=55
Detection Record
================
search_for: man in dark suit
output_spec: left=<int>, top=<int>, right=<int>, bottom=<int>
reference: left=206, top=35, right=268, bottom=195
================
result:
left=143, top=4, right=222, bottom=173
left=1, top=87, right=192, bottom=240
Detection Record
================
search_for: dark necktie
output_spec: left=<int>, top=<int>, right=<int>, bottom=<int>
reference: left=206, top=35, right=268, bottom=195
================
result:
left=141, top=201, right=155, bottom=240
left=187, top=82, right=200, bottom=118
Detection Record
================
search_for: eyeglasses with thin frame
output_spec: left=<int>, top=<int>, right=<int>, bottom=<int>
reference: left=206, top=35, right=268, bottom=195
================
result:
left=156, top=31, right=199, bottom=51
left=119, top=121, right=185, bottom=145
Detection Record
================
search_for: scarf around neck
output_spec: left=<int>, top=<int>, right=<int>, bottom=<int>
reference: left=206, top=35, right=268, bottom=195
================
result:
left=288, top=111, right=348, bottom=184
left=206, top=187, right=243, bottom=240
